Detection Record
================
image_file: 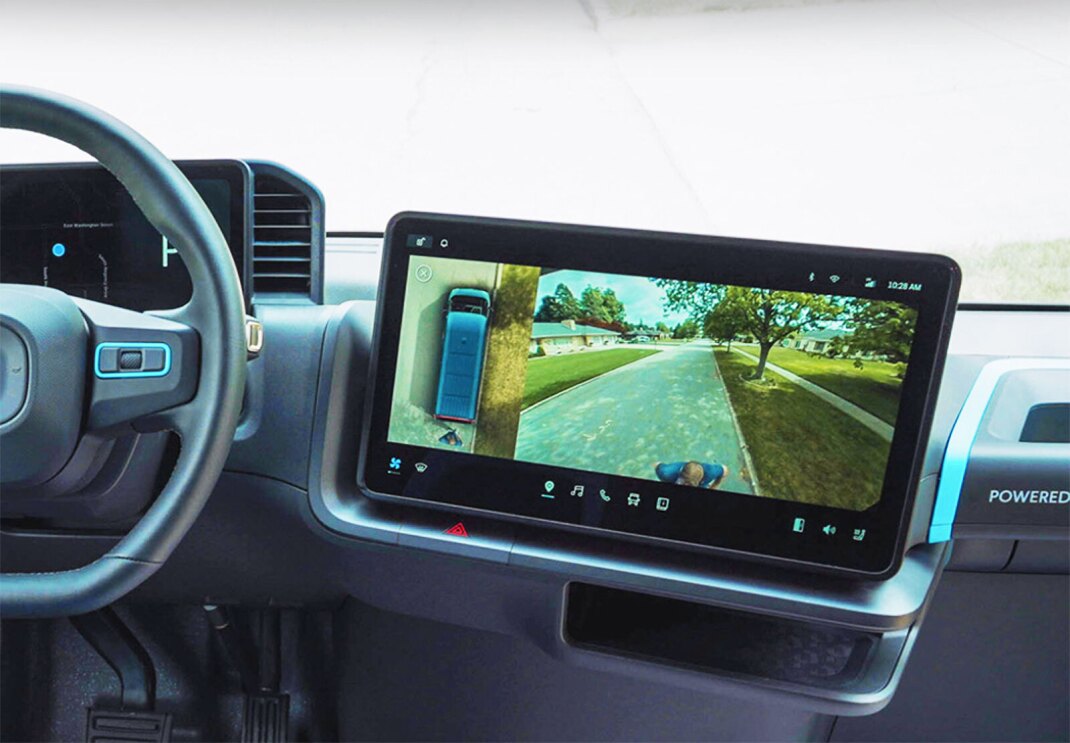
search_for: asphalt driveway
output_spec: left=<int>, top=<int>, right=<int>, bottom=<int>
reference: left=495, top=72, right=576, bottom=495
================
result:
left=514, top=341, right=755, bottom=494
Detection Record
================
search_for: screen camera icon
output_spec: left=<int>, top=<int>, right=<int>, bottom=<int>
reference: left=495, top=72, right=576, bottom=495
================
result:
left=406, top=233, right=433, bottom=249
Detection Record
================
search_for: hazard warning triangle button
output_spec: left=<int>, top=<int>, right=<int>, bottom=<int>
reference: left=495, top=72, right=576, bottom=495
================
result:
left=443, top=522, right=469, bottom=538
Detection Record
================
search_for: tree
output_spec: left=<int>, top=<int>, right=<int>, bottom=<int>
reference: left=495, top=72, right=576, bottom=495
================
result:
left=703, top=299, right=747, bottom=350
left=602, top=288, right=626, bottom=323
left=534, top=283, right=582, bottom=321
left=723, top=288, right=841, bottom=379
left=672, top=319, right=699, bottom=339
left=580, top=286, right=609, bottom=322
left=660, top=282, right=840, bottom=379
left=829, top=300, right=918, bottom=372
left=655, top=322, right=671, bottom=335
left=652, top=278, right=726, bottom=319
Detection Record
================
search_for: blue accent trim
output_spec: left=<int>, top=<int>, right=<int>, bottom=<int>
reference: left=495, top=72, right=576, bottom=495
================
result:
left=930, top=357, right=1070, bottom=543
left=94, top=342, right=172, bottom=379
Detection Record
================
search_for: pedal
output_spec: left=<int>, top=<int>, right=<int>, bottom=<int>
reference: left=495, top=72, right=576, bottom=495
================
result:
left=242, top=694, right=289, bottom=743
left=86, top=708, right=173, bottom=743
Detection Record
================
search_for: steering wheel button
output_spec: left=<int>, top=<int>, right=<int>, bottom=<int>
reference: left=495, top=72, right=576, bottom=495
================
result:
left=142, top=347, right=166, bottom=372
left=97, top=347, right=120, bottom=373
left=94, top=342, right=172, bottom=378
left=119, top=350, right=143, bottom=370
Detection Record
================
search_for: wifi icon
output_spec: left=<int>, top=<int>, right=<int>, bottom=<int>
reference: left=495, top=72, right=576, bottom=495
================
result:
left=414, top=462, right=428, bottom=473
left=829, top=274, right=841, bottom=284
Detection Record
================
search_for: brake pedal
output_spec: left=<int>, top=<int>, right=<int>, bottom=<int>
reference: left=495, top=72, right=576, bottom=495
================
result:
left=86, top=708, right=173, bottom=743
left=242, top=694, right=289, bottom=743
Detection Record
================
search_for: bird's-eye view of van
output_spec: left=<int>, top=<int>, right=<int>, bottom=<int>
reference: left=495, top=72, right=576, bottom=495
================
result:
left=434, top=288, right=492, bottom=424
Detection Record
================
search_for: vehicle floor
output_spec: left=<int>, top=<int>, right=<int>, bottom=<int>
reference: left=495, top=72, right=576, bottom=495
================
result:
left=3, top=574, right=1064, bottom=741
left=1, top=599, right=829, bottom=742
left=0, top=605, right=337, bottom=742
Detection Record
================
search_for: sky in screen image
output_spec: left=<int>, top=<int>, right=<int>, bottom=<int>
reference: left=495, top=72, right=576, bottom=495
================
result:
left=536, top=270, right=688, bottom=326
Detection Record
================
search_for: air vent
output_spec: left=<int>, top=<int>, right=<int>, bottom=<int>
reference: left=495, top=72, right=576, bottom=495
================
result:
left=248, top=162, right=324, bottom=303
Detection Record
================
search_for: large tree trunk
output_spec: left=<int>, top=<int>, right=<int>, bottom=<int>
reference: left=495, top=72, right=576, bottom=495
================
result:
left=754, top=341, right=773, bottom=379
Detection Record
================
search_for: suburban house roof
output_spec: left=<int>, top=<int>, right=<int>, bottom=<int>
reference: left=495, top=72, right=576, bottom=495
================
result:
left=531, top=322, right=621, bottom=339
left=794, top=327, right=847, bottom=342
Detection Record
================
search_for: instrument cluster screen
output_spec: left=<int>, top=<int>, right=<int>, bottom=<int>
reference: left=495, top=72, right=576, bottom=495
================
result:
left=0, top=162, right=248, bottom=311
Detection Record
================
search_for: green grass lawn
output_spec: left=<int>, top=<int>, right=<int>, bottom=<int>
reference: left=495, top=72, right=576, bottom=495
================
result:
left=523, top=348, right=660, bottom=409
left=716, top=351, right=890, bottom=510
left=760, top=346, right=904, bottom=424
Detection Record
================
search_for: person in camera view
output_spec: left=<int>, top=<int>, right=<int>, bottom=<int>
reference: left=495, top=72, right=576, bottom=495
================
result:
left=654, top=460, right=729, bottom=489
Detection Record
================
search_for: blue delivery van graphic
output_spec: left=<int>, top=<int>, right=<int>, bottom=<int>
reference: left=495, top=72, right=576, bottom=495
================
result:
left=434, top=288, right=492, bottom=423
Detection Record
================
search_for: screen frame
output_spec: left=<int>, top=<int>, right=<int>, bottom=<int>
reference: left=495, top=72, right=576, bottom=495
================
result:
left=0, top=159, right=251, bottom=310
left=359, top=212, right=960, bottom=579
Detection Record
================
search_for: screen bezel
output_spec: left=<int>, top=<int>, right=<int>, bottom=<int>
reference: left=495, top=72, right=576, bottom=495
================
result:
left=0, top=159, right=251, bottom=310
left=359, top=212, right=960, bottom=578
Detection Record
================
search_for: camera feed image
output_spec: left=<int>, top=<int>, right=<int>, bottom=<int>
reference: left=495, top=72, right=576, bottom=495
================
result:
left=387, top=255, right=542, bottom=457
left=387, top=255, right=918, bottom=511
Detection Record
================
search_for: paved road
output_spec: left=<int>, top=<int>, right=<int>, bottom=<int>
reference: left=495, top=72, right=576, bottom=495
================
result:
left=515, top=341, right=755, bottom=494
left=731, top=347, right=894, bottom=442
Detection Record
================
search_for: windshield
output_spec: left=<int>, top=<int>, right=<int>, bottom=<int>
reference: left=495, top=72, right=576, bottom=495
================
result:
left=2, top=0, right=1066, bottom=304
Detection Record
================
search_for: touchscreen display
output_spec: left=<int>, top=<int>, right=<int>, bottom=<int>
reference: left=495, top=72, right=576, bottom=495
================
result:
left=387, top=256, right=912, bottom=512
left=362, top=214, right=959, bottom=576
left=0, top=162, right=248, bottom=311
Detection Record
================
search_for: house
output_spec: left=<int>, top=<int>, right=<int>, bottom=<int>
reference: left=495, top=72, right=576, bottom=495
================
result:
left=530, top=320, right=621, bottom=355
left=623, top=325, right=670, bottom=341
left=784, top=327, right=846, bottom=355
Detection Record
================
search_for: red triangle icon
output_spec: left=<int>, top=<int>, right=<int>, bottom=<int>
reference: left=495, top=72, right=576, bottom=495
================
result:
left=443, top=522, right=469, bottom=538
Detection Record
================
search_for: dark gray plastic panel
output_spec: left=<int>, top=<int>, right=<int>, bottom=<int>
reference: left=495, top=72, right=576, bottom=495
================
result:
left=944, top=538, right=1014, bottom=572
left=308, top=301, right=402, bottom=546
left=399, top=512, right=514, bottom=563
left=226, top=303, right=336, bottom=489
left=1006, top=540, right=1070, bottom=573
left=832, top=572, right=1069, bottom=741
left=956, top=366, right=1069, bottom=532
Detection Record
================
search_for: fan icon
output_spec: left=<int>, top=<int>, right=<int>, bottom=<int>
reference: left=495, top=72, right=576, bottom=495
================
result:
left=388, top=457, right=402, bottom=471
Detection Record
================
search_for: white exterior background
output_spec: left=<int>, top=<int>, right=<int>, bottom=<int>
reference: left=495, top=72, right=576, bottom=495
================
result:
left=2, top=0, right=1067, bottom=302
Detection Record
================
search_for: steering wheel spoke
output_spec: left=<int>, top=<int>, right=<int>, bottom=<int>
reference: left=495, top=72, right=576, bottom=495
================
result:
left=77, top=299, right=200, bottom=433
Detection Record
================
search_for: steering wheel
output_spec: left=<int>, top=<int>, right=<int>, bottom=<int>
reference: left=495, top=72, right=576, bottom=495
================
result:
left=0, top=87, right=246, bottom=617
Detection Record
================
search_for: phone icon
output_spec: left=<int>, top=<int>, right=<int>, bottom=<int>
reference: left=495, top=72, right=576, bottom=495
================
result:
left=599, top=489, right=610, bottom=502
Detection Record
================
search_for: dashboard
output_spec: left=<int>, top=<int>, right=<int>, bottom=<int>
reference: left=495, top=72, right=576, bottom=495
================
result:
left=1, top=158, right=1067, bottom=721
